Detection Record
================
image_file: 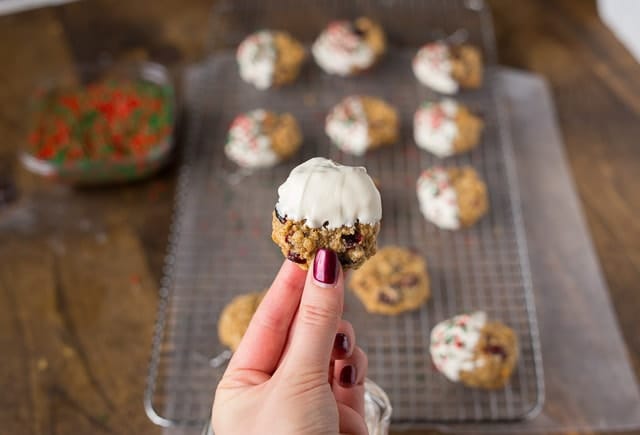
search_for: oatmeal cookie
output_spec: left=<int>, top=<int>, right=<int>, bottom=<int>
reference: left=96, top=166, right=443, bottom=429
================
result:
left=237, top=30, right=306, bottom=89
left=412, top=41, right=483, bottom=94
left=312, top=17, right=386, bottom=76
left=225, top=109, right=302, bottom=168
left=350, top=246, right=430, bottom=315
left=414, top=99, right=483, bottom=157
left=217, top=291, right=264, bottom=351
left=326, top=95, right=399, bottom=155
left=272, top=157, right=382, bottom=270
left=416, top=166, right=488, bottom=230
left=430, top=311, right=519, bottom=389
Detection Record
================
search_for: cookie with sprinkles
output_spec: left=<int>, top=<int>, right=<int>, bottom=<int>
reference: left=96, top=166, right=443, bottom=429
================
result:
left=350, top=246, right=430, bottom=315
left=312, top=17, right=386, bottom=76
left=430, top=311, right=519, bottom=389
left=412, top=41, right=483, bottom=94
left=416, top=166, right=488, bottom=230
left=225, top=109, right=302, bottom=169
left=414, top=99, right=483, bottom=157
left=325, top=95, right=399, bottom=155
left=272, top=157, right=382, bottom=270
left=218, top=291, right=265, bottom=351
left=237, top=30, right=306, bottom=90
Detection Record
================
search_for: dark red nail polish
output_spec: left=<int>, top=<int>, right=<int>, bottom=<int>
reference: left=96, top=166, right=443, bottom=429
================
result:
left=339, top=364, right=357, bottom=387
left=313, top=248, right=338, bottom=285
left=334, top=333, right=350, bottom=357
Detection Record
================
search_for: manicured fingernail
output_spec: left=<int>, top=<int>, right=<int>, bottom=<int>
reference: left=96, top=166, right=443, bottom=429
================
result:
left=339, top=364, right=357, bottom=387
left=334, top=333, right=350, bottom=357
left=313, top=248, right=338, bottom=286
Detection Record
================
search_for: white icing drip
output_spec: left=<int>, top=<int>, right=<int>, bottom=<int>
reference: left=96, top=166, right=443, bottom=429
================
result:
left=416, top=167, right=460, bottom=230
left=412, top=42, right=459, bottom=94
left=225, top=109, right=279, bottom=168
left=430, top=311, right=487, bottom=382
left=237, top=31, right=276, bottom=90
left=312, top=21, right=375, bottom=76
left=275, top=157, right=382, bottom=229
left=414, top=99, right=459, bottom=157
left=325, top=96, right=370, bottom=155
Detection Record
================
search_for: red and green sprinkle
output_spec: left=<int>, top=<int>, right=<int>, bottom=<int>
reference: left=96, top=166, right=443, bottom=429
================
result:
left=27, top=79, right=173, bottom=178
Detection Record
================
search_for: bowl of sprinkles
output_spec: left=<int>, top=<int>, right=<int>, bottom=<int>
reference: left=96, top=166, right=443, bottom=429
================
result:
left=22, top=61, right=175, bottom=184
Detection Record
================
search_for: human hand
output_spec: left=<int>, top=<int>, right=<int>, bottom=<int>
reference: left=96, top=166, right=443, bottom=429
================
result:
left=212, top=248, right=368, bottom=435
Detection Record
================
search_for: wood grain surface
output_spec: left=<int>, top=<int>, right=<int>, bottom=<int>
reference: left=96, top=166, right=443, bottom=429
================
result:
left=0, top=0, right=638, bottom=434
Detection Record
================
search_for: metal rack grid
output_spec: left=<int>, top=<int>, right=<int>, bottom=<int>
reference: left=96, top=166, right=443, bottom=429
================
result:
left=145, top=0, right=543, bottom=428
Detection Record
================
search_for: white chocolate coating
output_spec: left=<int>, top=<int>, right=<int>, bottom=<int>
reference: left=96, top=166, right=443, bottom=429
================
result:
left=416, top=167, right=460, bottom=230
left=414, top=99, right=459, bottom=157
left=312, top=21, right=375, bottom=76
left=412, top=42, right=458, bottom=94
left=275, top=157, right=382, bottom=229
left=430, top=311, right=487, bottom=382
left=225, top=110, right=279, bottom=168
left=325, top=96, right=370, bottom=155
left=237, top=31, right=276, bottom=90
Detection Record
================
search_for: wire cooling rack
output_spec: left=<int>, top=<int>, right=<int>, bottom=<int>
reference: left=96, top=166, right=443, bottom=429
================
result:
left=145, top=0, right=543, bottom=428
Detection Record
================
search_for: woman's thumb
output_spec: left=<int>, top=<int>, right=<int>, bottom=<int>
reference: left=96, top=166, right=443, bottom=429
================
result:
left=282, top=248, right=344, bottom=375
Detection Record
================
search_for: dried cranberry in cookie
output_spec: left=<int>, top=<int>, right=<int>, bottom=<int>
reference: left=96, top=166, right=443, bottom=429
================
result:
left=416, top=166, right=488, bottom=230
left=430, top=311, right=519, bottom=389
left=414, top=99, right=483, bottom=157
left=225, top=109, right=302, bottom=169
left=271, top=157, right=382, bottom=270
left=312, top=17, right=386, bottom=76
left=325, top=95, right=399, bottom=155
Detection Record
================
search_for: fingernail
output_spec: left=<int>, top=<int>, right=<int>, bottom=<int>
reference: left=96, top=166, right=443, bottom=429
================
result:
left=339, top=364, right=357, bottom=387
left=334, top=333, right=350, bottom=357
left=313, top=248, right=338, bottom=286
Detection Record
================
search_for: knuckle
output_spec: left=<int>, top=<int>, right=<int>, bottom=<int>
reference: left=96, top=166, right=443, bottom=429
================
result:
left=290, top=369, right=327, bottom=392
left=299, top=302, right=340, bottom=328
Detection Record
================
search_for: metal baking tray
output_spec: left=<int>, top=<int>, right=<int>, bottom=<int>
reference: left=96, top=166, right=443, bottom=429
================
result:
left=145, top=0, right=543, bottom=428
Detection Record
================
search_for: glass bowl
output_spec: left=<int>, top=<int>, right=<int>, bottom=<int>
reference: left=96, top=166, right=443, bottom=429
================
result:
left=20, top=61, right=176, bottom=185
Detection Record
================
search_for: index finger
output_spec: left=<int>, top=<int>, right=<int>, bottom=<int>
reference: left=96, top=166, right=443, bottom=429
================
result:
left=227, top=260, right=306, bottom=375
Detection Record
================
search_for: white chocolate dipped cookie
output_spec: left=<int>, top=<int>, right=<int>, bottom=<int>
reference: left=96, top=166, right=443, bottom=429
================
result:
left=225, top=109, right=302, bottom=169
left=414, top=99, right=483, bottom=157
left=416, top=166, right=488, bottom=230
left=271, top=157, right=382, bottom=269
left=430, top=311, right=519, bottom=389
left=312, top=17, right=386, bottom=76
left=412, top=41, right=483, bottom=94
left=325, top=95, right=398, bottom=156
left=237, top=30, right=305, bottom=90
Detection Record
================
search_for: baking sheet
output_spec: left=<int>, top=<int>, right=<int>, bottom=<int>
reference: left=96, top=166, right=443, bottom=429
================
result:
left=156, top=66, right=640, bottom=435
left=149, top=0, right=640, bottom=432
left=145, top=48, right=544, bottom=426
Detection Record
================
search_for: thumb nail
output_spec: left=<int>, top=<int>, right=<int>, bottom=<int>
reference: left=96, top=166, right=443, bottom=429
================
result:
left=313, top=248, right=338, bottom=286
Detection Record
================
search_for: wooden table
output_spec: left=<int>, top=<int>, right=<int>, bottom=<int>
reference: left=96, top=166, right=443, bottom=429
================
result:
left=0, top=0, right=638, bottom=434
